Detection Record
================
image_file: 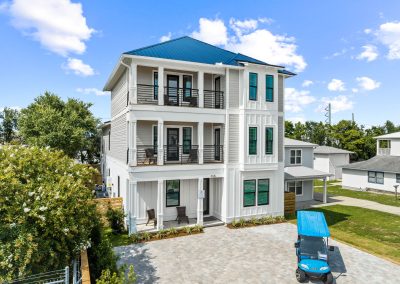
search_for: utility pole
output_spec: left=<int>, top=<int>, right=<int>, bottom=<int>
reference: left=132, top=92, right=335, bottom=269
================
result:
left=324, top=103, right=331, bottom=125
left=352, top=113, right=355, bottom=123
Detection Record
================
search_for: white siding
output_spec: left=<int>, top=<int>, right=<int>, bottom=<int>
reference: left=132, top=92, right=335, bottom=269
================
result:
left=278, top=75, right=284, bottom=113
left=111, top=71, right=128, bottom=118
left=228, top=114, right=239, bottom=163
left=110, top=115, right=127, bottom=163
left=229, top=70, right=240, bottom=108
left=342, top=168, right=399, bottom=192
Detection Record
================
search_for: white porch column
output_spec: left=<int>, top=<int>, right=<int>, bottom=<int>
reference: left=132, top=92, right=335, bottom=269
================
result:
left=157, top=179, right=164, bottom=230
left=130, top=63, right=137, bottom=104
left=158, top=66, right=164, bottom=106
left=198, top=71, right=204, bottom=108
left=128, top=180, right=138, bottom=235
left=157, top=120, right=164, bottom=165
left=197, top=178, right=204, bottom=226
left=130, top=120, right=137, bottom=166
left=198, top=122, right=204, bottom=164
left=323, top=177, right=327, bottom=203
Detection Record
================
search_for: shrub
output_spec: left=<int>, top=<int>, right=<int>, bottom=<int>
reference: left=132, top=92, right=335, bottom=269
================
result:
left=231, top=219, right=239, bottom=227
left=142, top=232, right=151, bottom=241
left=238, top=218, right=246, bottom=227
left=167, top=227, right=178, bottom=236
left=106, top=206, right=125, bottom=234
left=192, top=225, right=203, bottom=233
left=96, top=265, right=136, bottom=284
left=184, top=226, right=193, bottom=235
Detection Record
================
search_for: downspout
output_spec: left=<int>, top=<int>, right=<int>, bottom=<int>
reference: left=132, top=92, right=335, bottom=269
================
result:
left=120, top=58, right=131, bottom=104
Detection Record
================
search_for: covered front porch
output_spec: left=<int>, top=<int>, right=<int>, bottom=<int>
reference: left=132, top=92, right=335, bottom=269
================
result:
left=126, top=176, right=224, bottom=233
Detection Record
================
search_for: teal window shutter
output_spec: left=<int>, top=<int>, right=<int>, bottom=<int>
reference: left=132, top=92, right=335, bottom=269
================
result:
left=265, top=127, right=273, bottom=154
left=266, top=75, right=273, bottom=102
left=243, top=180, right=256, bottom=207
left=183, top=127, right=192, bottom=154
left=257, top=179, right=269, bottom=205
left=249, top=127, right=257, bottom=155
left=249, top=73, right=258, bottom=101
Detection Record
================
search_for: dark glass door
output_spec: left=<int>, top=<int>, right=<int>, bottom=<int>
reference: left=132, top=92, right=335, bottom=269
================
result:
left=215, top=77, right=221, bottom=109
left=214, top=128, right=221, bottom=160
left=183, top=75, right=192, bottom=102
left=203, top=178, right=210, bottom=215
left=167, top=128, right=179, bottom=161
left=167, top=75, right=179, bottom=106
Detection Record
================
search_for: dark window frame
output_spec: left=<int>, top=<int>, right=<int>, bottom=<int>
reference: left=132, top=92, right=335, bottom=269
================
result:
left=249, top=127, right=257, bottom=155
left=153, top=125, right=158, bottom=154
left=266, top=75, right=274, bottom=102
left=117, top=176, right=120, bottom=197
left=257, top=179, right=270, bottom=206
left=265, top=127, right=273, bottom=155
left=249, top=72, right=258, bottom=101
left=290, top=149, right=302, bottom=165
left=396, top=173, right=400, bottom=183
left=243, top=179, right=256, bottom=207
left=182, top=127, right=192, bottom=154
left=183, top=75, right=193, bottom=102
left=153, top=72, right=158, bottom=100
left=288, top=181, right=303, bottom=196
left=166, top=180, right=180, bottom=207
left=368, top=171, right=384, bottom=184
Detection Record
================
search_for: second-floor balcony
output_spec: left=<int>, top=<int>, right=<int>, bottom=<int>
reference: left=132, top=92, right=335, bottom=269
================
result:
left=137, top=84, right=224, bottom=109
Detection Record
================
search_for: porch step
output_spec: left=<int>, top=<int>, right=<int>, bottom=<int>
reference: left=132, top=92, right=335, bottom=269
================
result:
left=203, top=220, right=225, bottom=228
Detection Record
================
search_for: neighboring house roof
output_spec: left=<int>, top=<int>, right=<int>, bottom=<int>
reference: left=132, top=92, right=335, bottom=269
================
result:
left=124, top=36, right=289, bottom=69
left=284, top=166, right=332, bottom=180
left=375, top=131, right=400, bottom=139
left=284, top=138, right=317, bottom=148
left=342, top=155, right=400, bottom=174
left=101, top=121, right=111, bottom=130
left=314, top=146, right=354, bottom=155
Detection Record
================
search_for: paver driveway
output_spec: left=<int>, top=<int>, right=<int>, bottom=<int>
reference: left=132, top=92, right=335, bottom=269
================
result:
left=115, top=223, right=400, bottom=284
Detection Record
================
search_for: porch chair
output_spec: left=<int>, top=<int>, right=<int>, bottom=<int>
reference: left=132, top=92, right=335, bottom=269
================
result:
left=146, top=209, right=157, bottom=227
left=175, top=206, right=189, bottom=224
left=189, top=97, right=198, bottom=107
left=145, top=148, right=156, bottom=164
left=187, top=149, right=198, bottom=163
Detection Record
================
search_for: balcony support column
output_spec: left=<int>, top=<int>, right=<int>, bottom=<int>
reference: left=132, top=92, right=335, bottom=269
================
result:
left=198, top=71, right=204, bottom=108
left=130, top=120, right=137, bottom=166
left=198, top=122, right=204, bottom=164
left=158, top=66, right=164, bottom=106
left=197, top=178, right=204, bottom=226
left=130, top=63, right=137, bottom=104
left=157, top=120, right=164, bottom=165
left=128, top=180, right=137, bottom=235
left=157, top=179, right=164, bottom=230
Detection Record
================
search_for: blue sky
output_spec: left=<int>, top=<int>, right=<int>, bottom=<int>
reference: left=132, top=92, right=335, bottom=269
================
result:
left=1, top=0, right=400, bottom=125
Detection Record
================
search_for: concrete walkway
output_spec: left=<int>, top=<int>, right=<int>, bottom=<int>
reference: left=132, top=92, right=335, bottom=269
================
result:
left=312, top=192, right=400, bottom=216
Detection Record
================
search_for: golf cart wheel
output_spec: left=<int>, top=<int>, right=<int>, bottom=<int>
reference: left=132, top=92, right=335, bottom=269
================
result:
left=324, top=272, right=333, bottom=284
left=295, top=268, right=307, bottom=283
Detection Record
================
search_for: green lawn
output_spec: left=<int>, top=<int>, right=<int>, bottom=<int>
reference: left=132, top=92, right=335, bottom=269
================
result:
left=314, top=180, right=400, bottom=207
left=104, top=228, right=131, bottom=247
left=302, top=205, right=400, bottom=264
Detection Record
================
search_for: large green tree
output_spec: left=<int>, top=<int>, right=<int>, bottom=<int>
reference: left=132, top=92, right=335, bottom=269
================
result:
left=0, top=107, right=19, bottom=143
left=0, top=145, right=97, bottom=280
left=18, top=92, right=100, bottom=163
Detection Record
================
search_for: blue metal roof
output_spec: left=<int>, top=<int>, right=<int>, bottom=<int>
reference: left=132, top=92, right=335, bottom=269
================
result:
left=297, top=211, right=330, bottom=237
left=124, top=36, right=286, bottom=68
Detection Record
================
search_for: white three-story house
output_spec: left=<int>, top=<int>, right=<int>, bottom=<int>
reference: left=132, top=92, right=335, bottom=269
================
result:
left=101, top=36, right=295, bottom=231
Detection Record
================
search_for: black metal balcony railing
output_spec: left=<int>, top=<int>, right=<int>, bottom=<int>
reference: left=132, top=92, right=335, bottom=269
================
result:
left=163, top=145, right=199, bottom=164
left=137, top=84, right=158, bottom=105
left=204, top=90, right=224, bottom=109
left=163, top=87, right=199, bottom=107
left=137, top=145, right=158, bottom=166
left=203, top=145, right=224, bottom=163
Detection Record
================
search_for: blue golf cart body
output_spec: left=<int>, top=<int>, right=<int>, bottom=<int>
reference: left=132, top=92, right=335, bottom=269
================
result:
left=294, top=211, right=334, bottom=284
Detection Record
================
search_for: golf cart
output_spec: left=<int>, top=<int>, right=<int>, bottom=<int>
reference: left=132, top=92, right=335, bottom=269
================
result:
left=294, top=211, right=335, bottom=284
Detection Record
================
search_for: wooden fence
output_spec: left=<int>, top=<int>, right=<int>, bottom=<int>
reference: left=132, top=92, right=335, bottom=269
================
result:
left=93, top=197, right=123, bottom=225
left=284, top=191, right=296, bottom=216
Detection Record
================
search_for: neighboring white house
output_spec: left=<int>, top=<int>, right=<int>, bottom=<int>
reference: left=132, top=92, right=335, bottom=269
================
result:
left=313, top=146, right=353, bottom=180
left=284, top=138, right=331, bottom=204
left=100, top=36, right=295, bottom=231
left=342, top=131, right=400, bottom=193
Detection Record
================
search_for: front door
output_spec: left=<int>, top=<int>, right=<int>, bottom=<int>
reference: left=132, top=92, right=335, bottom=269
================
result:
left=203, top=178, right=210, bottom=215
left=214, top=77, right=221, bottom=109
left=167, top=128, right=179, bottom=161
left=167, top=75, right=179, bottom=106
left=214, top=128, right=221, bottom=161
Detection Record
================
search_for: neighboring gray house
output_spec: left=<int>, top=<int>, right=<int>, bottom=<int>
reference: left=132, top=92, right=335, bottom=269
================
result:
left=284, top=138, right=331, bottom=204
left=342, top=132, right=400, bottom=193
left=314, top=146, right=353, bottom=180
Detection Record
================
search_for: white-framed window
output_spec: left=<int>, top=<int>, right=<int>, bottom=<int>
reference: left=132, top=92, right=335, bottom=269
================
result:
left=287, top=181, right=303, bottom=196
left=368, top=171, right=384, bottom=184
left=290, top=149, right=302, bottom=165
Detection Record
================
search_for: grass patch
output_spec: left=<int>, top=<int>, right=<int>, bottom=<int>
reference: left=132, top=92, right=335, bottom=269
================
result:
left=227, top=215, right=285, bottom=229
left=314, top=181, right=400, bottom=207
left=300, top=205, right=400, bottom=263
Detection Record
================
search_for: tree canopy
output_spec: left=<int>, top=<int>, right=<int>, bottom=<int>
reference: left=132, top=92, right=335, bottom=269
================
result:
left=0, top=145, right=97, bottom=280
left=18, top=92, right=100, bottom=163
left=285, top=119, right=400, bottom=160
left=0, top=107, right=19, bottom=143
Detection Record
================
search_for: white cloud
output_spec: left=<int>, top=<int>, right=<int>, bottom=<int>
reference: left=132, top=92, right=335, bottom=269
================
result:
left=318, top=95, right=353, bottom=114
left=0, top=106, right=22, bottom=112
left=258, top=17, right=274, bottom=25
left=63, top=58, right=94, bottom=76
left=5, top=0, right=94, bottom=57
left=376, top=21, right=400, bottom=59
left=327, top=79, right=346, bottom=91
left=191, top=18, right=228, bottom=46
left=352, top=88, right=359, bottom=93
left=76, top=87, right=109, bottom=96
left=286, top=116, right=306, bottom=124
left=160, top=32, right=172, bottom=42
left=356, top=45, right=378, bottom=62
left=191, top=17, right=307, bottom=72
left=302, top=80, right=313, bottom=87
left=285, top=87, right=316, bottom=113
left=364, top=28, right=372, bottom=34
left=356, top=76, right=381, bottom=91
